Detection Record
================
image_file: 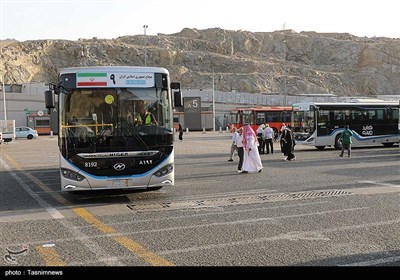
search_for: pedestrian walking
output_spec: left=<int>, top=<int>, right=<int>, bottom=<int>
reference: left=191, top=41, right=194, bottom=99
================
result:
left=280, top=123, right=287, bottom=158
left=339, top=125, right=353, bottom=157
left=256, top=124, right=266, bottom=154
left=178, top=123, right=183, bottom=141
left=228, top=127, right=239, bottom=161
left=235, top=127, right=244, bottom=172
left=282, top=125, right=296, bottom=161
left=241, top=124, right=263, bottom=173
left=264, top=123, right=274, bottom=154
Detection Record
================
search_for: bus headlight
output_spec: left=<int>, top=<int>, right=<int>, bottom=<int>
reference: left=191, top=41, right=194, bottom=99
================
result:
left=153, top=164, right=173, bottom=177
left=61, top=168, right=86, bottom=181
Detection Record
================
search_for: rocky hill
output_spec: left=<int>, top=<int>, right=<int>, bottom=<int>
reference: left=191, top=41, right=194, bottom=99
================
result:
left=1, top=28, right=400, bottom=96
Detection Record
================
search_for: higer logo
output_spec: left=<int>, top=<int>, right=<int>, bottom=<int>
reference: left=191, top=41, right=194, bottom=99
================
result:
left=113, top=163, right=126, bottom=171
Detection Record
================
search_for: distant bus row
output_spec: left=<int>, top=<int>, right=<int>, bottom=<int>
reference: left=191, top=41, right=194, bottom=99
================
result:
left=30, top=98, right=399, bottom=151
left=228, top=99, right=399, bottom=150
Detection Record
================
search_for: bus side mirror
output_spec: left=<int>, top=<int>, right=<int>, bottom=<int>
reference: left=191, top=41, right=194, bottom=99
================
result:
left=173, top=90, right=182, bottom=107
left=45, top=90, right=55, bottom=109
left=171, top=82, right=182, bottom=108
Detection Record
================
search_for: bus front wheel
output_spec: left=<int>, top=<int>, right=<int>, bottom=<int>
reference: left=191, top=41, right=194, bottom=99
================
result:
left=334, top=134, right=342, bottom=150
left=316, top=146, right=326, bottom=150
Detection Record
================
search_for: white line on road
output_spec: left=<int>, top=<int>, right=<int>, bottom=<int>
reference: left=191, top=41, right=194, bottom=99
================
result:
left=340, top=255, right=400, bottom=266
left=0, top=157, right=64, bottom=220
left=0, top=157, right=124, bottom=266
left=157, top=213, right=400, bottom=256
left=357, top=180, right=400, bottom=188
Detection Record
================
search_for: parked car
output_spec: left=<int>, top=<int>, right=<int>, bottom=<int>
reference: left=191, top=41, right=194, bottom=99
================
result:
left=15, top=126, right=38, bottom=139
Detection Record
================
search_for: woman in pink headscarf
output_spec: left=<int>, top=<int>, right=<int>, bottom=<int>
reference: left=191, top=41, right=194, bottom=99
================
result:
left=241, top=124, right=263, bottom=173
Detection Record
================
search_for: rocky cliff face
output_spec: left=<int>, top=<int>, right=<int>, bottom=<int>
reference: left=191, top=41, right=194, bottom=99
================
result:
left=1, top=28, right=400, bottom=96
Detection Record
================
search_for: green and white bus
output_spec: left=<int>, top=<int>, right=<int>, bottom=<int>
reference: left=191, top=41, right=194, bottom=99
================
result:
left=45, top=66, right=181, bottom=192
left=292, top=99, right=399, bottom=150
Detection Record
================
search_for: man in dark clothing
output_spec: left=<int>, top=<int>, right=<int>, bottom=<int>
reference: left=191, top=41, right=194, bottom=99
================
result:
left=178, top=123, right=183, bottom=141
left=236, top=128, right=244, bottom=172
left=283, top=125, right=296, bottom=161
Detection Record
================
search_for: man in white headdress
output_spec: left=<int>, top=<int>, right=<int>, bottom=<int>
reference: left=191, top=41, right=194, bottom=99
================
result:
left=241, top=124, right=263, bottom=173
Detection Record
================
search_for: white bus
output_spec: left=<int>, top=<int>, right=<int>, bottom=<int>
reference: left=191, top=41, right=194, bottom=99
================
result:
left=292, top=99, right=399, bottom=150
left=45, top=66, right=182, bottom=192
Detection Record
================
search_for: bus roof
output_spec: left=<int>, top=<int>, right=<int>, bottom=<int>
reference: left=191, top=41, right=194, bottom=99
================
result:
left=233, top=106, right=292, bottom=111
left=60, top=66, right=169, bottom=75
left=293, top=100, right=399, bottom=108
left=59, top=66, right=170, bottom=89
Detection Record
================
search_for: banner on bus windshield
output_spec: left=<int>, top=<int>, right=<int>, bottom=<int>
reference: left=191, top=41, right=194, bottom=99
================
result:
left=76, top=72, right=155, bottom=88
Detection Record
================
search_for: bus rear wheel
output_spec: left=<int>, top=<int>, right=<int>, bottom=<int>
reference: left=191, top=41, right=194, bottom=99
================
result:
left=334, top=134, right=342, bottom=150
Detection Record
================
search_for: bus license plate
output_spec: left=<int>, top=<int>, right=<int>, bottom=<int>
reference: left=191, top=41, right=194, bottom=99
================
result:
left=111, top=179, right=128, bottom=188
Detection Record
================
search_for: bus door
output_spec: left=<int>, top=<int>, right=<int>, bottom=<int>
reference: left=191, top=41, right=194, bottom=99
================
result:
left=242, top=110, right=254, bottom=126
left=255, top=112, right=266, bottom=126
left=316, top=109, right=330, bottom=137
left=229, top=111, right=241, bottom=130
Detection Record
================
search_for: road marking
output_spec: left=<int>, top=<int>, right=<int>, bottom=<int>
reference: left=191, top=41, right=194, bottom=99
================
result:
left=1, top=154, right=124, bottom=266
left=118, top=207, right=369, bottom=236
left=357, top=180, right=400, bottom=188
left=158, top=215, right=400, bottom=256
left=3, top=153, right=72, bottom=206
left=340, top=255, right=400, bottom=266
left=73, top=207, right=175, bottom=266
left=0, top=156, right=64, bottom=220
left=127, top=189, right=352, bottom=212
left=36, top=246, right=66, bottom=266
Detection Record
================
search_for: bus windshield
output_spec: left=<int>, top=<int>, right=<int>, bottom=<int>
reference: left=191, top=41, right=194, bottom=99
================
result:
left=292, top=110, right=315, bottom=140
left=60, top=87, right=173, bottom=157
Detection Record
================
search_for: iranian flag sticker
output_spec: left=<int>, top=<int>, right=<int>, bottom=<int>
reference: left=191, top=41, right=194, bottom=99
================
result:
left=77, top=72, right=108, bottom=87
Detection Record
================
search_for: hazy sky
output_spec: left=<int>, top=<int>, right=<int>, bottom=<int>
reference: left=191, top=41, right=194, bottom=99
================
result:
left=1, top=0, right=400, bottom=41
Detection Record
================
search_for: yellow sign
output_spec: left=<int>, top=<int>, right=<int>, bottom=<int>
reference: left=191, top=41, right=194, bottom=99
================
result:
left=105, top=95, right=114, bottom=104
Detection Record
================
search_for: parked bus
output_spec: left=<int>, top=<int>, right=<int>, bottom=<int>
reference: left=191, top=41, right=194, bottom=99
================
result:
left=229, top=106, right=292, bottom=136
left=292, top=99, right=399, bottom=150
left=45, top=66, right=182, bottom=192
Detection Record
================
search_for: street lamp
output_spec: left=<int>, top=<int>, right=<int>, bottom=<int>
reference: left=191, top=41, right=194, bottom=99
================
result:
left=2, top=75, right=6, bottom=121
left=212, top=72, right=215, bottom=132
left=283, top=40, right=287, bottom=106
left=143, top=25, right=148, bottom=66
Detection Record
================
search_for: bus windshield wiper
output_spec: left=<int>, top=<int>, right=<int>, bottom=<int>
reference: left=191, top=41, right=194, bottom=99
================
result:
left=119, top=119, right=149, bottom=150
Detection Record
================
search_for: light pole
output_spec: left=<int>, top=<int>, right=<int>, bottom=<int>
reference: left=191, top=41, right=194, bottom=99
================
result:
left=2, top=75, right=6, bottom=121
left=283, top=40, right=287, bottom=106
left=212, top=70, right=216, bottom=132
left=143, top=25, right=148, bottom=66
